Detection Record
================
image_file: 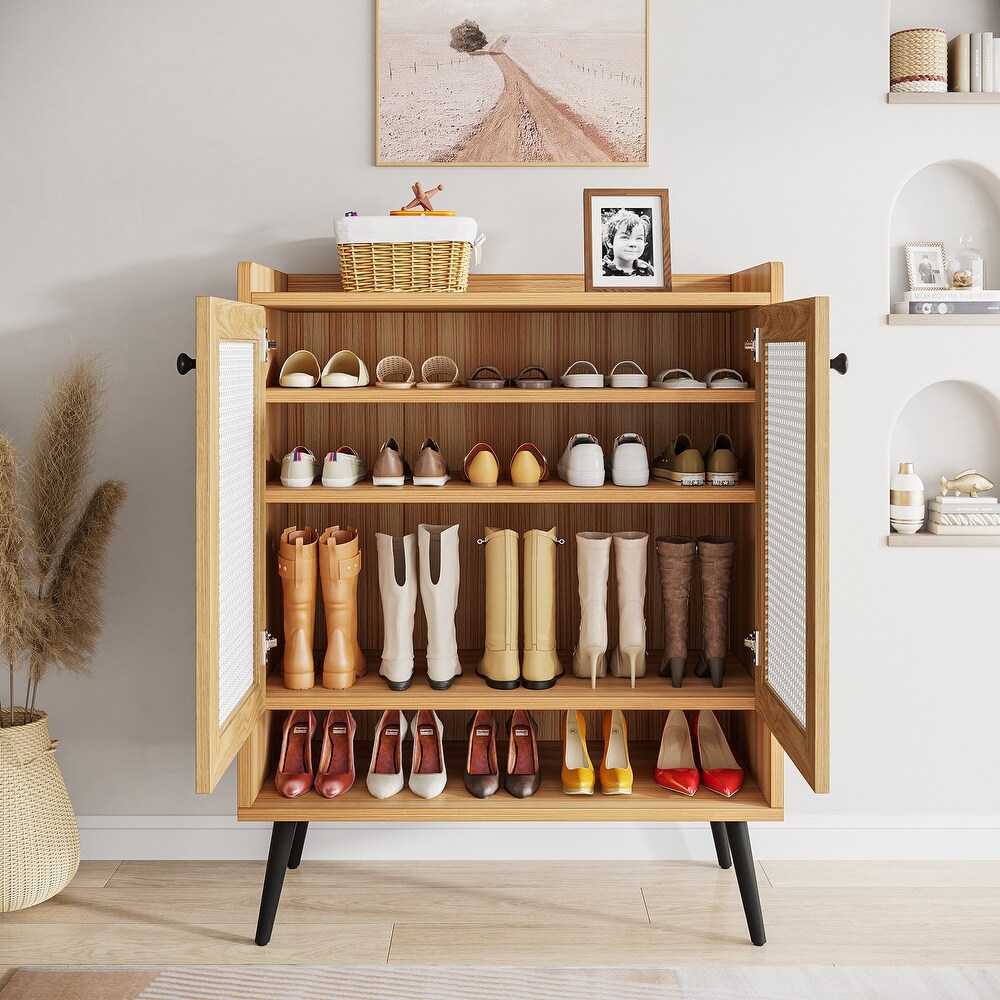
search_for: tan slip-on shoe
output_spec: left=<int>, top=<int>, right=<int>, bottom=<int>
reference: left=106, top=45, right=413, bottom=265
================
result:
left=412, top=437, right=450, bottom=487
left=372, top=437, right=410, bottom=486
left=510, top=443, right=549, bottom=488
left=463, top=443, right=501, bottom=487
left=651, top=434, right=706, bottom=486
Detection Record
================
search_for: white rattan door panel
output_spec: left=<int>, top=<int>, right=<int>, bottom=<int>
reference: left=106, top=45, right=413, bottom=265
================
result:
left=195, top=297, right=267, bottom=794
left=756, top=299, right=830, bottom=794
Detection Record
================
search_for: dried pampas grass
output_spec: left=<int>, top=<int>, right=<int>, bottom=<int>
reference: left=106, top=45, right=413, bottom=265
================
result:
left=1, top=358, right=126, bottom=725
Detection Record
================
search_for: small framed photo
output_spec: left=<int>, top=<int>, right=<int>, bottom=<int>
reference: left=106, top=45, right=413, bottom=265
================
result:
left=904, top=242, right=948, bottom=291
left=584, top=189, right=671, bottom=292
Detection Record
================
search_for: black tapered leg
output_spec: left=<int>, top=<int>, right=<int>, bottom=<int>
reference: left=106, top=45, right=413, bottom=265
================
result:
left=255, top=822, right=296, bottom=946
left=710, top=822, right=732, bottom=869
left=288, top=822, right=309, bottom=870
left=725, top=821, right=765, bottom=946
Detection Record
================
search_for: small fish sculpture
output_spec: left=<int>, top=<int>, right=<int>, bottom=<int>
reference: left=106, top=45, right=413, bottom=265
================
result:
left=940, top=469, right=995, bottom=498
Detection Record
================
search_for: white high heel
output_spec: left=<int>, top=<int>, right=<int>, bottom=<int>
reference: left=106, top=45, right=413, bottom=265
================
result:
left=572, top=532, right=611, bottom=688
left=609, top=531, right=648, bottom=688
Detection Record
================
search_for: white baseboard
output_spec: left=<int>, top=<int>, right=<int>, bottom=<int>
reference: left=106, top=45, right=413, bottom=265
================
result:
left=77, top=816, right=1000, bottom=861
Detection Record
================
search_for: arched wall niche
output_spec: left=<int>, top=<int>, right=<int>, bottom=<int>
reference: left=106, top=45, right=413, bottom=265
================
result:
left=889, top=160, right=1000, bottom=309
left=889, top=380, right=1000, bottom=514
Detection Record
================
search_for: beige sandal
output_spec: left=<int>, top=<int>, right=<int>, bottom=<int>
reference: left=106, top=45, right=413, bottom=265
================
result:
left=375, top=356, right=416, bottom=389
left=279, top=350, right=321, bottom=388
left=417, top=356, right=460, bottom=389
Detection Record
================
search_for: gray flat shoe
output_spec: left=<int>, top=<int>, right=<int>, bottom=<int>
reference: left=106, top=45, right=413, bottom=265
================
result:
left=514, top=365, right=554, bottom=389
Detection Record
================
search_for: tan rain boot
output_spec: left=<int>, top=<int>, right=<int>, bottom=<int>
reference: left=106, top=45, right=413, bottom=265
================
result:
left=694, top=535, right=735, bottom=688
left=418, top=523, right=462, bottom=690
left=655, top=536, right=696, bottom=688
left=609, top=531, right=648, bottom=688
left=319, top=526, right=365, bottom=690
left=477, top=527, right=521, bottom=690
left=522, top=527, right=562, bottom=690
left=278, top=525, right=319, bottom=690
left=376, top=532, right=418, bottom=691
left=572, top=531, right=611, bottom=688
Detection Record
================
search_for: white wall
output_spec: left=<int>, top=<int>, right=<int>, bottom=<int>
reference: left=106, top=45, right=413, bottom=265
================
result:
left=2, top=0, right=1000, bottom=858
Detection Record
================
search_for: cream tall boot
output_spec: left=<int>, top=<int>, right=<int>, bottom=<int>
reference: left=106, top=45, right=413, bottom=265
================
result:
left=609, top=531, right=648, bottom=688
left=572, top=531, right=612, bottom=688
left=522, top=527, right=563, bottom=689
left=278, top=525, right=318, bottom=690
left=477, top=527, right=520, bottom=690
left=318, top=525, right=365, bottom=690
left=418, top=523, right=462, bottom=690
left=376, top=532, right=418, bottom=690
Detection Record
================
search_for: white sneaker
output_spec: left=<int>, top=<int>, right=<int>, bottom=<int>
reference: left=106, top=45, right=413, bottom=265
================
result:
left=280, top=447, right=317, bottom=488
left=557, top=434, right=606, bottom=487
left=609, top=433, right=650, bottom=487
left=408, top=709, right=447, bottom=799
left=322, top=447, right=368, bottom=487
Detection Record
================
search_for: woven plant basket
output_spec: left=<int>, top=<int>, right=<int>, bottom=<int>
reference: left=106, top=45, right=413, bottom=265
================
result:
left=890, top=28, right=947, bottom=92
left=1, top=709, right=80, bottom=911
left=338, top=241, right=472, bottom=292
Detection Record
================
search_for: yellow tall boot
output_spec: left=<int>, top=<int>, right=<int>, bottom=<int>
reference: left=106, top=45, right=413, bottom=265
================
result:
left=522, top=527, right=563, bottom=690
left=477, top=528, right=520, bottom=690
left=278, top=525, right=318, bottom=690
left=318, top=525, right=365, bottom=690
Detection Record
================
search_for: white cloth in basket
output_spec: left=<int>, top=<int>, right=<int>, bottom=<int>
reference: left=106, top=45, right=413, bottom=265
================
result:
left=334, top=215, right=479, bottom=245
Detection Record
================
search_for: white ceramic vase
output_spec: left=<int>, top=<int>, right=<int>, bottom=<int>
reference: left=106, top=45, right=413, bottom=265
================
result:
left=889, top=462, right=926, bottom=534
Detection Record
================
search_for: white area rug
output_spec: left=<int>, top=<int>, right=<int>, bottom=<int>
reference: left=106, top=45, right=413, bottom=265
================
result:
left=4, top=966, right=1000, bottom=999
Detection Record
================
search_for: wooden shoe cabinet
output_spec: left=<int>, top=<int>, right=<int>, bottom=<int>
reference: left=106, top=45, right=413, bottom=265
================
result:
left=184, top=261, right=831, bottom=946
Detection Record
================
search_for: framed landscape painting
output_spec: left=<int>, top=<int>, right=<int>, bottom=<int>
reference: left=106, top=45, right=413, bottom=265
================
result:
left=376, top=0, right=648, bottom=166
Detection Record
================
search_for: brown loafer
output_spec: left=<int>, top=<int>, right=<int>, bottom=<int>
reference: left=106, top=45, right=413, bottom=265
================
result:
left=372, top=437, right=411, bottom=487
left=314, top=709, right=356, bottom=798
left=464, top=710, right=500, bottom=798
left=504, top=709, right=541, bottom=798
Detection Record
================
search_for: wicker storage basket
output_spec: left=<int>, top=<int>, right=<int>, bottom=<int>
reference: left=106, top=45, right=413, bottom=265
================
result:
left=334, top=216, right=480, bottom=293
left=1, top=709, right=80, bottom=911
left=890, top=28, right=947, bottom=92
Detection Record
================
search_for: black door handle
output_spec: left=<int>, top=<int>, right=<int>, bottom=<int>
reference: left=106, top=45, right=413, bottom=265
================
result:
left=829, top=353, right=848, bottom=375
left=177, top=353, right=196, bottom=375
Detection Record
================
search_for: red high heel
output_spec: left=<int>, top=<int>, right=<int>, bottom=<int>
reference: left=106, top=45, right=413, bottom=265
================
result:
left=314, top=709, right=356, bottom=798
left=693, top=710, right=744, bottom=797
left=654, top=709, right=699, bottom=796
left=275, top=710, right=316, bottom=798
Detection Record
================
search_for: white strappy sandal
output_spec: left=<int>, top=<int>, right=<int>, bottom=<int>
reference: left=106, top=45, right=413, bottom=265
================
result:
left=704, top=367, right=749, bottom=389
left=607, top=361, right=649, bottom=388
left=560, top=360, right=605, bottom=388
left=652, top=368, right=706, bottom=389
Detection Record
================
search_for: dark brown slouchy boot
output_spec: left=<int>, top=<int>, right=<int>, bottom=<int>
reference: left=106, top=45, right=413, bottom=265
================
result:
left=694, top=535, right=735, bottom=688
left=655, top=536, right=696, bottom=687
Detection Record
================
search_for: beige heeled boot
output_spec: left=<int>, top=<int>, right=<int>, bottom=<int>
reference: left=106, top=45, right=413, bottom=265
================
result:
left=278, top=526, right=319, bottom=690
left=572, top=531, right=611, bottom=688
left=477, top=527, right=520, bottom=690
left=609, top=531, right=648, bottom=688
left=522, top=527, right=562, bottom=690
left=418, top=523, right=462, bottom=690
left=376, top=532, right=418, bottom=690
left=319, top=526, right=365, bottom=689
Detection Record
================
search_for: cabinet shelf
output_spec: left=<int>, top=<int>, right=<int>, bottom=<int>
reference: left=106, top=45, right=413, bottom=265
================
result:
left=264, top=652, right=754, bottom=711
left=887, top=92, right=1000, bottom=104
left=266, top=387, right=756, bottom=405
left=265, top=480, right=756, bottom=505
left=240, top=742, right=774, bottom=823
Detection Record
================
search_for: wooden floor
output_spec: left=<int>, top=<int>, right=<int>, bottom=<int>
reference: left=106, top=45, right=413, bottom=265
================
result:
left=2, top=860, right=1000, bottom=984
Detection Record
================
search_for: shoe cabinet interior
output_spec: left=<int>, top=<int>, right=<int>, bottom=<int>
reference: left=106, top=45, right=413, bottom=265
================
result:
left=192, top=261, right=829, bottom=827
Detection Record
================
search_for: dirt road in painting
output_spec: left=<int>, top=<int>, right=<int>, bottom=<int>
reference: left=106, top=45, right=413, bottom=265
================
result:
left=451, top=35, right=624, bottom=163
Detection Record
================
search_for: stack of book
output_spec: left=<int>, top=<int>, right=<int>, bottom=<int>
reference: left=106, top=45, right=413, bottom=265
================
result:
left=928, top=494, right=1000, bottom=535
left=895, top=289, right=1000, bottom=316
left=949, top=32, right=1000, bottom=92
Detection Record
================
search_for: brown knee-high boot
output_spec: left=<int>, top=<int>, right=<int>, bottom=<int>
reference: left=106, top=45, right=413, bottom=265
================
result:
left=319, top=525, right=365, bottom=690
left=655, top=536, right=696, bottom=688
left=278, top=525, right=319, bottom=690
left=694, top=535, right=735, bottom=688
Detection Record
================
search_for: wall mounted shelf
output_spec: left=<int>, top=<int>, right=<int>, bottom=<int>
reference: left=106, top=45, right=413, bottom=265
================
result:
left=887, top=92, right=1000, bottom=104
left=886, top=315, right=999, bottom=326
left=886, top=532, right=1000, bottom=547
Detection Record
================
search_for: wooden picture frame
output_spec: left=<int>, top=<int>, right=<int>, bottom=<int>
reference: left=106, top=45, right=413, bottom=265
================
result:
left=904, top=242, right=949, bottom=291
left=584, top=189, right=671, bottom=292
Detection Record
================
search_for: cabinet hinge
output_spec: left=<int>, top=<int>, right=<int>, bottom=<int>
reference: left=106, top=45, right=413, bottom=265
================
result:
left=744, top=327, right=760, bottom=363
left=261, top=630, right=277, bottom=665
left=260, top=328, right=276, bottom=363
left=744, top=629, right=760, bottom=666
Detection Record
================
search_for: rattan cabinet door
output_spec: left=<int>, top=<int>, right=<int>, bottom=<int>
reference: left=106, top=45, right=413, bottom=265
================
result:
left=755, top=298, right=830, bottom=794
left=194, top=297, right=268, bottom=794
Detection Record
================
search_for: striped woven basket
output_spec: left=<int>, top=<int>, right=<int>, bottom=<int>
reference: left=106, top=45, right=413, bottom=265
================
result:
left=1, top=709, right=80, bottom=911
left=890, top=28, right=947, bottom=92
left=338, top=241, right=472, bottom=293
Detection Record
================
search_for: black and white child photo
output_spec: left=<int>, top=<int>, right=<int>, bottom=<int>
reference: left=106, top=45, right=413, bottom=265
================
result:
left=601, top=208, right=654, bottom=278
